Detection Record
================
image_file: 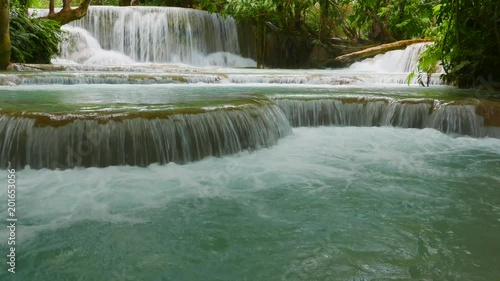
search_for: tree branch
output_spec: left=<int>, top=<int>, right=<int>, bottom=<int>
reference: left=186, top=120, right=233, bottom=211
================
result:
left=41, top=0, right=92, bottom=25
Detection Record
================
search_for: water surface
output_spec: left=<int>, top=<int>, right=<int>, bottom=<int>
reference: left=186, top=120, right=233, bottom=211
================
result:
left=0, top=127, right=499, bottom=280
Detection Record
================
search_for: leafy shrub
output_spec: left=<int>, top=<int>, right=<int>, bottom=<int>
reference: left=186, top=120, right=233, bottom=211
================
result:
left=9, top=7, right=62, bottom=64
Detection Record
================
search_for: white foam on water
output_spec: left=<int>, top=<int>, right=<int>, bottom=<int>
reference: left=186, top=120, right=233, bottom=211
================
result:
left=58, top=26, right=136, bottom=65
left=1, top=126, right=499, bottom=241
left=349, top=43, right=429, bottom=73
left=0, top=70, right=445, bottom=86
left=347, top=43, right=446, bottom=84
left=203, top=52, right=258, bottom=68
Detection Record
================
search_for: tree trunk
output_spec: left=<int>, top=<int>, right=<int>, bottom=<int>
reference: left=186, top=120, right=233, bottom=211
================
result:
left=334, top=38, right=431, bottom=66
left=62, top=0, right=71, bottom=11
left=368, top=0, right=395, bottom=43
left=42, top=0, right=92, bottom=25
left=293, top=3, right=302, bottom=31
left=0, top=0, right=10, bottom=70
left=49, top=0, right=55, bottom=15
left=319, top=0, right=329, bottom=41
left=370, top=15, right=395, bottom=42
left=255, top=19, right=266, bottom=68
left=382, top=0, right=394, bottom=41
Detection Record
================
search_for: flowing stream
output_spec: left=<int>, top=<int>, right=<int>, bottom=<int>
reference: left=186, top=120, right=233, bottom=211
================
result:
left=1, top=6, right=499, bottom=280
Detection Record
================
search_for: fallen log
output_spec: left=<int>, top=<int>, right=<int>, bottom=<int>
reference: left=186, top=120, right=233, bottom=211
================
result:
left=334, top=38, right=431, bottom=66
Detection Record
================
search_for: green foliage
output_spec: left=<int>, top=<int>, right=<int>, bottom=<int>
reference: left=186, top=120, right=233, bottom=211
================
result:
left=115, top=0, right=433, bottom=44
left=29, top=0, right=59, bottom=8
left=196, top=0, right=225, bottom=13
left=136, top=0, right=196, bottom=7
left=92, top=0, right=118, bottom=5
left=347, top=0, right=436, bottom=42
left=390, top=0, right=435, bottom=39
left=418, top=0, right=500, bottom=87
left=406, top=71, right=415, bottom=85
left=31, top=0, right=116, bottom=8
left=219, top=0, right=277, bottom=22
left=219, top=0, right=279, bottom=68
left=9, top=7, right=63, bottom=63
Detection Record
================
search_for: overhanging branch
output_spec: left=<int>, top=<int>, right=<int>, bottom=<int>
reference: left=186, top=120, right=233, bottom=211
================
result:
left=41, top=0, right=92, bottom=25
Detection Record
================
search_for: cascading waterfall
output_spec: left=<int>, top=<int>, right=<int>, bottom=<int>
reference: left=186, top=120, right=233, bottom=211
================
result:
left=347, top=42, right=445, bottom=84
left=1, top=96, right=499, bottom=170
left=0, top=70, right=446, bottom=86
left=274, top=98, right=500, bottom=138
left=0, top=69, right=440, bottom=86
left=0, top=72, right=225, bottom=85
left=56, top=26, right=137, bottom=65
left=1, top=8, right=496, bottom=171
left=349, top=43, right=429, bottom=73
left=54, top=6, right=256, bottom=67
left=0, top=72, right=363, bottom=86
left=0, top=102, right=292, bottom=169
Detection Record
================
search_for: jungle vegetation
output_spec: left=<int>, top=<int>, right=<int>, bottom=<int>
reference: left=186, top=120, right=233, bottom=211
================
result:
left=1, top=0, right=64, bottom=67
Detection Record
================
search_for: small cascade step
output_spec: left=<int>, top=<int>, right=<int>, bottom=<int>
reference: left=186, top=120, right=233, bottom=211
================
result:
left=0, top=102, right=292, bottom=169
left=274, top=97, right=500, bottom=138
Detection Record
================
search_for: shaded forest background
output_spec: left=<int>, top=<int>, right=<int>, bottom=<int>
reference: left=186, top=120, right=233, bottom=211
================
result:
left=0, top=0, right=499, bottom=88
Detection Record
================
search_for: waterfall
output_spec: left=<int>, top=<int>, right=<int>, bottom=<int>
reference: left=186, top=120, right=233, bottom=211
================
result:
left=1, top=96, right=499, bottom=169
left=0, top=103, right=292, bottom=169
left=57, top=6, right=255, bottom=67
left=349, top=43, right=434, bottom=73
left=0, top=72, right=226, bottom=85
left=274, top=98, right=500, bottom=138
left=0, top=71, right=441, bottom=86
left=57, top=26, right=137, bottom=65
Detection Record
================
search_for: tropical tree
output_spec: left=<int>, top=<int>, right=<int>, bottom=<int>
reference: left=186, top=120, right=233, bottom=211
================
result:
left=10, top=6, right=62, bottom=64
left=346, top=0, right=436, bottom=42
left=419, top=0, right=500, bottom=87
left=0, top=0, right=94, bottom=67
left=0, top=0, right=10, bottom=70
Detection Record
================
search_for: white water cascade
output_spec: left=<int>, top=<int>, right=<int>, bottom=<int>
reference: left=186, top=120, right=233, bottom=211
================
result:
left=349, top=43, right=429, bottom=72
left=48, top=6, right=256, bottom=67
left=56, top=26, right=137, bottom=65
left=347, top=43, right=444, bottom=84
left=15, top=8, right=443, bottom=84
